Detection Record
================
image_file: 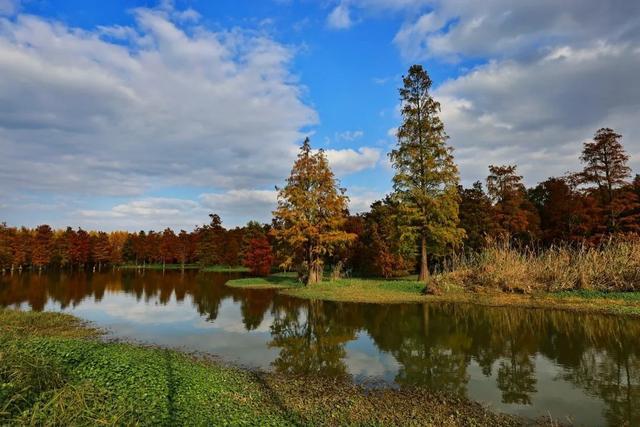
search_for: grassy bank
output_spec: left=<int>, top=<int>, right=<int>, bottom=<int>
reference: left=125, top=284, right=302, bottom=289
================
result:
left=225, top=272, right=300, bottom=289
left=119, top=263, right=249, bottom=272
left=278, top=277, right=640, bottom=316
left=222, top=239, right=634, bottom=316
left=0, top=310, right=529, bottom=426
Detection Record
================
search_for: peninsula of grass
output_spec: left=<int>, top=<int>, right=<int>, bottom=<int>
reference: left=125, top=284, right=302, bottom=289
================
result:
left=118, top=263, right=249, bottom=272
left=291, top=280, right=640, bottom=316
left=225, top=272, right=301, bottom=289
left=0, top=309, right=529, bottom=426
left=228, top=274, right=640, bottom=316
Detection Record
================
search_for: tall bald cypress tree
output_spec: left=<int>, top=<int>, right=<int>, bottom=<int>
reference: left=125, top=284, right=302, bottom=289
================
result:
left=389, top=65, right=464, bottom=285
left=273, top=138, right=355, bottom=285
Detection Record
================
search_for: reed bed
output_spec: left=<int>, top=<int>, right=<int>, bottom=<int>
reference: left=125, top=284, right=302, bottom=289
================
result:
left=445, top=238, right=640, bottom=293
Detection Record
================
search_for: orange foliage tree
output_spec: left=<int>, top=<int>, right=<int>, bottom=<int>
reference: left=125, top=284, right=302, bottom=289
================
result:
left=272, top=138, right=355, bottom=285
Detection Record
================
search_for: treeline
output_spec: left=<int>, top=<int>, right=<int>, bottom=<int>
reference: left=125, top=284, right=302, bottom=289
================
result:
left=0, top=216, right=274, bottom=274
left=349, top=144, right=640, bottom=278
left=2, top=65, right=639, bottom=284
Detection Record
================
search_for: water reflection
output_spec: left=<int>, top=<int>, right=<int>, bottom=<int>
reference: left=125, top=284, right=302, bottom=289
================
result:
left=0, top=270, right=638, bottom=426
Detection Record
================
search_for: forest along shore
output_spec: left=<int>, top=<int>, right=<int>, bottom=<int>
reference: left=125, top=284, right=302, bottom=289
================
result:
left=1, top=309, right=549, bottom=426
left=226, top=238, right=640, bottom=317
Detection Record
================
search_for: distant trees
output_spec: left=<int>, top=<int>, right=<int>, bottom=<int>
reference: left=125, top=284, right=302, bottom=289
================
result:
left=32, top=225, right=53, bottom=271
left=389, top=64, right=463, bottom=284
left=0, top=219, right=274, bottom=273
left=458, top=182, right=495, bottom=252
left=272, top=138, right=355, bottom=285
left=243, top=235, right=274, bottom=276
left=486, top=165, right=540, bottom=242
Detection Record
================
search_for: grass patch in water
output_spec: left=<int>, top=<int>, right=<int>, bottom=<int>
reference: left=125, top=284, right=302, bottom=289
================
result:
left=272, top=275, right=640, bottom=316
left=0, top=309, right=531, bottom=426
left=225, top=272, right=300, bottom=289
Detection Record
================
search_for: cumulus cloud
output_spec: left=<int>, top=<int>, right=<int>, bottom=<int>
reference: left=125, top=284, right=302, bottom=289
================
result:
left=392, top=0, right=640, bottom=61
left=436, top=45, right=640, bottom=184
left=327, top=2, right=354, bottom=30
left=0, top=5, right=316, bottom=198
left=324, top=147, right=381, bottom=175
left=0, top=0, right=18, bottom=15
left=349, top=0, right=640, bottom=185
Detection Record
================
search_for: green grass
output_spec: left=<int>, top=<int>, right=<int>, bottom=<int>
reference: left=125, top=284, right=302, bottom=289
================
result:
left=200, top=265, right=249, bottom=273
left=119, top=264, right=249, bottom=272
left=0, top=309, right=527, bottom=426
left=551, top=290, right=640, bottom=301
left=263, top=275, right=640, bottom=316
left=225, top=272, right=300, bottom=289
left=281, top=277, right=455, bottom=303
left=0, top=311, right=289, bottom=426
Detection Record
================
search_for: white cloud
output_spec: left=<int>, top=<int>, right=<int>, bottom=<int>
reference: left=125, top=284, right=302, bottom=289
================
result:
left=78, top=198, right=209, bottom=231
left=335, top=130, right=364, bottom=141
left=75, top=189, right=280, bottom=230
left=347, top=190, right=383, bottom=213
left=435, top=42, right=640, bottom=185
left=343, top=0, right=640, bottom=61
left=0, top=0, right=18, bottom=15
left=324, top=147, right=381, bottom=175
left=0, top=5, right=316, bottom=198
left=200, top=190, right=278, bottom=224
left=327, top=2, right=353, bottom=30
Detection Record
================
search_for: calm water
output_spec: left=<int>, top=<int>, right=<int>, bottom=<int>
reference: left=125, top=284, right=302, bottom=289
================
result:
left=1, top=271, right=638, bottom=426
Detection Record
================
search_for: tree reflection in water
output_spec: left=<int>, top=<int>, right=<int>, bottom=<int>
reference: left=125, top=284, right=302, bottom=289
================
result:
left=0, top=271, right=638, bottom=425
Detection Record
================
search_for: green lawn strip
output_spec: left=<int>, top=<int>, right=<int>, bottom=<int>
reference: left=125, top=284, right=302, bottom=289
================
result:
left=225, top=272, right=301, bottom=289
left=200, top=265, right=249, bottom=273
left=118, top=264, right=249, bottom=272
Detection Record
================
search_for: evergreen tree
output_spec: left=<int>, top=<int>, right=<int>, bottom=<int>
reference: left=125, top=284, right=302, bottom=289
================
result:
left=389, top=64, right=463, bottom=284
left=272, top=138, right=354, bottom=285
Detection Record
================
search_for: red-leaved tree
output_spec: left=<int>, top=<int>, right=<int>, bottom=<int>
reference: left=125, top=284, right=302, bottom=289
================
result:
left=243, top=236, right=274, bottom=276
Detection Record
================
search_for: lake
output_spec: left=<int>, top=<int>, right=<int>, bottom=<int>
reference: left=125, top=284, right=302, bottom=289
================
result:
left=1, top=270, right=638, bottom=426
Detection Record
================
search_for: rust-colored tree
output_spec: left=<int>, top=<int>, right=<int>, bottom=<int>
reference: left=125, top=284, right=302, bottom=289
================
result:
left=578, top=128, right=638, bottom=235
left=32, top=224, right=53, bottom=271
left=486, top=165, right=540, bottom=242
left=93, top=231, right=111, bottom=270
left=159, top=228, right=177, bottom=269
left=0, top=223, right=13, bottom=270
left=71, top=228, right=91, bottom=268
left=243, top=235, right=274, bottom=276
left=272, top=138, right=355, bottom=285
left=458, top=182, right=496, bottom=251
left=11, top=227, right=31, bottom=270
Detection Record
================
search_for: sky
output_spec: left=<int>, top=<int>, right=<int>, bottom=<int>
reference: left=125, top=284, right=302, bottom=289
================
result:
left=0, top=0, right=639, bottom=231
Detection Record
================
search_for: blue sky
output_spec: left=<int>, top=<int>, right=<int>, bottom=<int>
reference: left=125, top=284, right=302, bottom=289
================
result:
left=1, top=0, right=638, bottom=230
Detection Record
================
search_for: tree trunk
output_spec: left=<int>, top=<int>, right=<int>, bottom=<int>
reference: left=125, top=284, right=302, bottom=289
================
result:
left=308, top=261, right=323, bottom=285
left=418, top=235, right=429, bottom=282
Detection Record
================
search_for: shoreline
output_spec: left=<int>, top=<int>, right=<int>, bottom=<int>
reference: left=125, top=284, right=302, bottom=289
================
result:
left=226, top=275, right=640, bottom=317
left=0, top=309, right=534, bottom=426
